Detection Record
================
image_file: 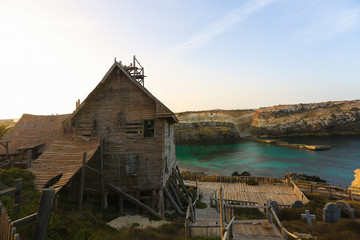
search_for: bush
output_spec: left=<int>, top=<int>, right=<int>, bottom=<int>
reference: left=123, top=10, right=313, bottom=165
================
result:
left=245, top=179, right=259, bottom=186
left=195, top=200, right=207, bottom=209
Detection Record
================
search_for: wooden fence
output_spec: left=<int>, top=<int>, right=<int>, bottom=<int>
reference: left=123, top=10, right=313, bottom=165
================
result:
left=0, top=179, right=55, bottom=240
left=181, top=173, right=284, bottom=184
left=0, top=202, right=19, bottom=240
left=294, top=180, right=360, bottom=201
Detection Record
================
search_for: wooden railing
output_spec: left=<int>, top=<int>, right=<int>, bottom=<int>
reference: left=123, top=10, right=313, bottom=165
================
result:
left=184, top=181, right=199, bottom=239
left=291, top=180, right=310, bottom=204
left=222, top=216, right=235, bottom=240
left=294, top=179, right=360, bottom=201
left=181, top=173, right=284, bottom=184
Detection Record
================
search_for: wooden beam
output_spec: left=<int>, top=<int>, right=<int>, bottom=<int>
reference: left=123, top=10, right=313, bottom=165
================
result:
left=100, top=138, right=105, bottom=208
left=78, top=152, right=86, bottom=210
left=13, top=213, right=37, bottom=228
left=163, top=187, right=183, bottom=215
left=105, top=183, right=160, bottom=217
left=168, top=181, right=183, bottom=210
left=173, top=169, right=194, bottom=201
left=170, top=177, right=188, bottom=205
left=33, top=188, right=55, bottom=240
left=219, top=187, right=224, bottom=239
left=85, top=165, right=102, bottom=175
left=28, top=149, right=32, bottom=168
left=14, top=179, right=22, bottom=214
left=0, top=187, right=16, bottom=197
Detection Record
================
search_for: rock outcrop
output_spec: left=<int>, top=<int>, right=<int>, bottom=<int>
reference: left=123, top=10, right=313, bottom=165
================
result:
left=351, top=169, right=360, bottom=189
left=175, top=100, right=360, bottom=144
left=175, top=110, right=255, bottom=144
left=250, top=100, right=360, bottom=137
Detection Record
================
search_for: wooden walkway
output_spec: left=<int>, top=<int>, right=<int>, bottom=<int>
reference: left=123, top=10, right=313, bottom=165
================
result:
left=187, top=181, right=289, bottom=239
left=185, top=181, right=299, bottom=206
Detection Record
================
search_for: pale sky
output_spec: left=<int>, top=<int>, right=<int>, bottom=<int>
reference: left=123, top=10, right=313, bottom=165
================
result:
left=1, top=0, right=360, bottom=119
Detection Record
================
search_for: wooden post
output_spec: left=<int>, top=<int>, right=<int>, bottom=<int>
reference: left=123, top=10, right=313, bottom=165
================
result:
left=78, top=152, right=86, bottom=210
left=14, top=179, right=22, bottom=214
left=188, top=196, right=195, bottom=223
left=163, top=187, right=183, bottom=214
left=349, top=190, right=353, bottom=201
left=33, top=188, right=55, bottom=240
left=28, top=149, right=32, bottom=168
left=329, top=187, right=332, bottom=199
left=215, top=190, right=218, bottom=211
left=170, top=178, right=188, bottom=205
left=173, top=169, right=194, bottom=201
left=169, top=181, right=183, bottom=210
left=100, top=138, right=105, bottom=208
left=219, top=187, right=224, bottom=239
left=159, top=189, right=165, bottom=219
left=185, top=216, right=190, bottom=239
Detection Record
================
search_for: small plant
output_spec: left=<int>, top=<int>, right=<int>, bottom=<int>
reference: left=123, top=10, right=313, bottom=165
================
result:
left=245, top=179, right=259, bottom=186
left=195, top=200, right=207, bottom=209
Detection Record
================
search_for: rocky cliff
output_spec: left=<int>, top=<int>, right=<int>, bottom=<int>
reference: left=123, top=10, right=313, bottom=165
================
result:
left=175, top=110, right=255, bottom=144
left=250, top=100, right=360, bottom=137
left=175, top=100, right=360, bottom=144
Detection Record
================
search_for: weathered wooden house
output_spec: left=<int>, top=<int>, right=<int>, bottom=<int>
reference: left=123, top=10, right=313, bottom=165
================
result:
left=28, top=57, right=183, bottom=216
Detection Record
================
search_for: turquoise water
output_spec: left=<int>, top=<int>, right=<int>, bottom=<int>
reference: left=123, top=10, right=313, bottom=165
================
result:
left=176, top=136, right=360, bottom=185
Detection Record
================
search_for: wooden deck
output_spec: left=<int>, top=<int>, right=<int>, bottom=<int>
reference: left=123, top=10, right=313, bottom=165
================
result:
left=185, top=180, right=300, bottom=206
left=29, top=138, right=100, bottom=192
left=186, top=180, right=292, bottom=239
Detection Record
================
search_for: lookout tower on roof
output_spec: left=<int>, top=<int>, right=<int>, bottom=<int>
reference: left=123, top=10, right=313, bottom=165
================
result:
left=122, top=55, right=146, bottom=86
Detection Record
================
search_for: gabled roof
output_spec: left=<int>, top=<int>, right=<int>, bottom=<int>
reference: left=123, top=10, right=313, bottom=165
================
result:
left=0, top=114, right=71, bottom=155
left=67, top=61, right=178, bottom=124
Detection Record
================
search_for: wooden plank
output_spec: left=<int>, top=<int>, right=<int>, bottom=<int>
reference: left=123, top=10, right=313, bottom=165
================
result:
left=12, top=213, right=37, bottom=228
left=33, top=188, right=55, bottom=240
left=100, top=138, right=104, bottom=208
left=78, top=152, right=86, bottom=210
left=173, top=170, right=194, bottom=201
left=163, top=187, right=182, bottom=214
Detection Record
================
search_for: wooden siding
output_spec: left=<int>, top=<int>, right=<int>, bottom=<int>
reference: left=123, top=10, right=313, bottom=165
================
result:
left=72, top=67, right=170, bottom=191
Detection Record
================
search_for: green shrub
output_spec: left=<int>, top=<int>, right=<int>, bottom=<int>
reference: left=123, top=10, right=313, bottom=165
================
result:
left=195, top=200, right=207, bottom=209
left=245, top=179, right=259, bottom=186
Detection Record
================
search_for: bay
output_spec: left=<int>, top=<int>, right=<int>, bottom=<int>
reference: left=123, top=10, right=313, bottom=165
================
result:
left=176, top=135, right=360, bottom=185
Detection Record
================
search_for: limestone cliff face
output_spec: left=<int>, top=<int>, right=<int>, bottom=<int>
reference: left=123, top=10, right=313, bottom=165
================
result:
left=351, top=169, right=360, bottom=189
left=175, top=100, right=360, bottom=144
left=175, top=110, right=255, bottom=144
left=250, top=100, right=360, bottom=136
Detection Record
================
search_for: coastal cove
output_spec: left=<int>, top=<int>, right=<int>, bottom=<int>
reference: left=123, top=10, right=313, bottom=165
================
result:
left=176, top=135, right=360, bottom=186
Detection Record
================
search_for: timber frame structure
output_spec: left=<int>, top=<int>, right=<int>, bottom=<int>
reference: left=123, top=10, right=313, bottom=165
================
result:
left=21, top=57, right=191, bottom=217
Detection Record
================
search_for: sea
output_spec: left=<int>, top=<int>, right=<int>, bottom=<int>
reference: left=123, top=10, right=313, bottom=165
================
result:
left=176, top=135, right=360, bottom=186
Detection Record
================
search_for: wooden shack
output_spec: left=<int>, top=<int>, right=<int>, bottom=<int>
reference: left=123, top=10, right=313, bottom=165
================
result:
left=0, top=114, right=70, bottom=164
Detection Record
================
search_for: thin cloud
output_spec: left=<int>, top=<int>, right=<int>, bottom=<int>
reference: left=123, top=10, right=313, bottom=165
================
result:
left=167, top=0, right=278, bottom=55
left=296, top=8, right=360, bottom=42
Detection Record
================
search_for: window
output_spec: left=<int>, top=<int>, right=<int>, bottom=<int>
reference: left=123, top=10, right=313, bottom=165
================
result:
left=126, top=154, right=138, bottom=175
left=164, top=121, right=170, bottom=136
left=143, top=120, right=155, bottom=137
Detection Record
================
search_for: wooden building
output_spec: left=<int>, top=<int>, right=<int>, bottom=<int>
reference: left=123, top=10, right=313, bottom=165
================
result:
left=0, top=114, right=70, bottom=163
left=28, top=57, right=182, bottom=216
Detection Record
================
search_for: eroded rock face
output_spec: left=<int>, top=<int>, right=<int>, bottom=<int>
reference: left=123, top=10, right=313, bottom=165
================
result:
left=351, top=169, right=360, bottom=189
left=175, top=110, right=255, bottom=144
left=250, top=100, right=360, bottom=137
left=174, top=100, right=360, bottom=144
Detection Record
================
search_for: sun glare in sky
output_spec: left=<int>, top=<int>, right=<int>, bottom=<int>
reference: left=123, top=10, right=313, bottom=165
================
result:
left=1, top=0, right=360, bottom=119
